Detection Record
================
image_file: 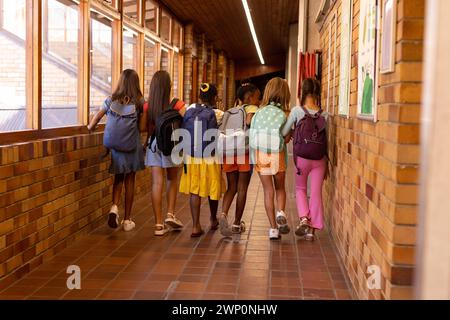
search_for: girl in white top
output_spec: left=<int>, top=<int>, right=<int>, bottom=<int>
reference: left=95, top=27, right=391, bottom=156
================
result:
left=282, top=78, right=328, bottom=241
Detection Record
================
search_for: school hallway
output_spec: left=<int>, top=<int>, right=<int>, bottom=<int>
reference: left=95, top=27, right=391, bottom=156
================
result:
left=0, top=161, right=352, bottom=300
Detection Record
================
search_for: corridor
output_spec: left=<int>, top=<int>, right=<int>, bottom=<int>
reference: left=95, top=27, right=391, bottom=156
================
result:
left=0, top=162, right=351, bottom=300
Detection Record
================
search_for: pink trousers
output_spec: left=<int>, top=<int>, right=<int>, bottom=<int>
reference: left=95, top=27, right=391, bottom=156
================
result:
left=295, top=157, right=326, bottom=230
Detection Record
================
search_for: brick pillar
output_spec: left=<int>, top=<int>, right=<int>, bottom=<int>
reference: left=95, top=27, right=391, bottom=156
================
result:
left=206, top=42, right=213, bottom=83
left=227, top=60, right=236, bottom=108
left=183, top=24, right=194, bottom=104
left=210, top=49, right=217, bottom=85
left=217, top=52, right=227, bottom=107
left=197, top=34, right=207, bottom=92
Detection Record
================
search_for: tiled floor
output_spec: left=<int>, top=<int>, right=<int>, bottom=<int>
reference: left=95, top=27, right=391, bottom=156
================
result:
left=0, top=164, right=353, bottom=300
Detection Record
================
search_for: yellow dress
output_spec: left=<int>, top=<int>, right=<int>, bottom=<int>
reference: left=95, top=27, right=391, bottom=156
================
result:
left=179, top=156, right=225, bottom=201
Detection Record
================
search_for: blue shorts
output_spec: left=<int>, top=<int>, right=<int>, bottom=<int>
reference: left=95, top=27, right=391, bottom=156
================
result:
left=145, top=139, right=181, bottom=169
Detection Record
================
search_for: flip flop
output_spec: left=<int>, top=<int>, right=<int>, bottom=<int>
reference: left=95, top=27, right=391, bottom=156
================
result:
left=210, top=221, right=219, bottom=231
left=191, top=230, right=205, bottom=238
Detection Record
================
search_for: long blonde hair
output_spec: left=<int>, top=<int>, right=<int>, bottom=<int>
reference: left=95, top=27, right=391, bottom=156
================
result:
left=261, top=77, right=291, bottom=111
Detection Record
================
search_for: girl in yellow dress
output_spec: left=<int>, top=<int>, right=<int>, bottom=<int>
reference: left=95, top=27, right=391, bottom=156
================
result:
left=179, top=83, right=225, bottom=237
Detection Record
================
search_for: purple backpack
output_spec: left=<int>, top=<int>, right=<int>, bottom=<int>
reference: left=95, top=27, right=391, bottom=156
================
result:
left=293, top=106, right=327, bottom=163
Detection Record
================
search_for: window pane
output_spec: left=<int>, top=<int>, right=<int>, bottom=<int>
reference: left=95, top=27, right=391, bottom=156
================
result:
left=173, top=52, right=180, bottom=98
left=123, top=0, right=139, bottom=21
left=145, top=0, right=157, bottom=33
left=144, top=39, right=157, bottom=98
left=42, top=0, right=79, bottom=129
left=160, top=11, right=171, bottom=42
left=123, top=28, right=137, bottom=71
left=160, top=49, right=169, bottom=72
left=0, top=0, right=27, bottom=132
left=90, top=12, right=113, bottom=119
left=172, top=22, right=182, bottom=48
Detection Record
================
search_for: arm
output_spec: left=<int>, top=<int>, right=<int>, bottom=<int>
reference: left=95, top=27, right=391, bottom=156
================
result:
left=246, top=113, right=255, bottom=126
left=139, top=109, right=148, bottom=133
left=87, top=108, right=106, bottom=132
left=281, top=107, right=300, bottom=137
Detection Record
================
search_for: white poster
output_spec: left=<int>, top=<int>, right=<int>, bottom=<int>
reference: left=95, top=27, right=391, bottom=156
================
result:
left=338, top=0, right=353, bottom=116
left=380, top=0, right=396, bottom=73
left=357, top=0, right=379, bottom=117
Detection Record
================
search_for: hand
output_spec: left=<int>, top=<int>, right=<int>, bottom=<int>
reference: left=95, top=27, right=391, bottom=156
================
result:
left=284, top=133, right=293, bottom=144
left=87, top=125, right=94, bottom=134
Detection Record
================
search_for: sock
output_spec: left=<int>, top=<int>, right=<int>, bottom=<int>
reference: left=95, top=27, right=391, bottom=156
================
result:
left=110, top=204, right=119, bottom=214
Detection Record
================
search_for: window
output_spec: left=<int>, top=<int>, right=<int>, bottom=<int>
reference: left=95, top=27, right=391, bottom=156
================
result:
left=173, top=52, right=180, bottom=98
left=145, top=0, right=158, bottom=33
left=172, top=21, right=182, bottom=48
left=123, top=0, right=140, bottom=21
left=90, top=11, right=113, bottom=119
left=160, top=11, right=171, bottom=42
left=144, top=38, right=157, bottom=98
left=42, top=0, right=79, bottom=129
left=0, top=0, right=27, bottom=132
left=123, top=27, right=138, bottom=71
left=160, top=48, right=170, bottom=72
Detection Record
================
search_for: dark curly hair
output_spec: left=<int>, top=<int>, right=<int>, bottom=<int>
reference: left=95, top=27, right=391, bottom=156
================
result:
left=199, top=83, right=218, bottom=106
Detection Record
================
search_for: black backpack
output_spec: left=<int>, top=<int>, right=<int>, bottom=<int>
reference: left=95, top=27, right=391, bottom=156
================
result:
left=150, top=99, right=183, bottom=156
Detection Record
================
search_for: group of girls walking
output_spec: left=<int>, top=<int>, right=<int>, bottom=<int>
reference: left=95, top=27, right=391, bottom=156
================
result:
left=88, top=69, right=328, bottom=241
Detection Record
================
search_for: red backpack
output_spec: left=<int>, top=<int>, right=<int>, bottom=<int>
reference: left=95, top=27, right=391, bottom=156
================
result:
left=293, top=106, right=327, bottom=165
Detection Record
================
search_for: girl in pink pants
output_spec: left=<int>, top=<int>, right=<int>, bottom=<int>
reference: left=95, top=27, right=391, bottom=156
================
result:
left=295, top=157, right=327, bottom=235
left=282, top=78, right=328, bottom=241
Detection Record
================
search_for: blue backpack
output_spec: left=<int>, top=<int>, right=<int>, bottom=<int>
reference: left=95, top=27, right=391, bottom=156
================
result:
left=103, top=98, right=139, bottom=153
left=182, top=104, right=218, bottom=157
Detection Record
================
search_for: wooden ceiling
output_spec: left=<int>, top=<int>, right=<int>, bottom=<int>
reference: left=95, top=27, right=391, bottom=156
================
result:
left=159, top=0, right=299, bottom=62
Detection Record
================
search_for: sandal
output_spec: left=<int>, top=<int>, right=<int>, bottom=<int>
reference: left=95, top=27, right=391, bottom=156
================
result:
left=295, top=217, right=310, bottom=237
left=165, top=213, right=184, bottom=230
left=231, top=221, right=246, bottom=234
left=276, top=211, right=290, bottom=234
left=154, top=224, right=170, bottom=236
left=219, top=213, right=232, bottom=237
left=210, top=218, right=219, bottom=231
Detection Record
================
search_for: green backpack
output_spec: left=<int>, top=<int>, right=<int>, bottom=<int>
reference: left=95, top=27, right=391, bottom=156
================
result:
left=249, top=102, right=287, bottom=153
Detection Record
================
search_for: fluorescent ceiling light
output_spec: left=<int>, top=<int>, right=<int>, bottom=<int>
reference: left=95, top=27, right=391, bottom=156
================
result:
left=242, top=0, right=265, bottom=65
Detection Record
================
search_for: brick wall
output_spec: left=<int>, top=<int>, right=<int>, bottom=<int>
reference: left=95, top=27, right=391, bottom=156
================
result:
left=320, top=0, right=424, bottom=299
left=0, top=133, right=151, bottom=289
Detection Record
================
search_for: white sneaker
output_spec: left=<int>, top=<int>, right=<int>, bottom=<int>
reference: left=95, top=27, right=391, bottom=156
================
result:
left=108, top=205, right=119, bottom=229
left=276, top=211, right=290, bottom=234
left=122, top=220, right=136, bottom=232
left=269, top=228, right=281, bottom=240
